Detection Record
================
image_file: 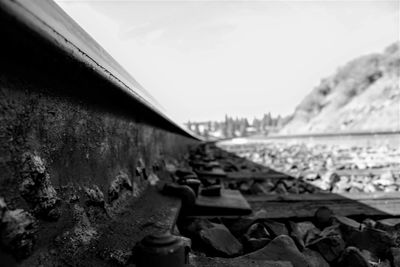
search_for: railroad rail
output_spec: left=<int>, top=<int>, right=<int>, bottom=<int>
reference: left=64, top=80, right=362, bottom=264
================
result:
left=0, top=0, right=199, bottom=265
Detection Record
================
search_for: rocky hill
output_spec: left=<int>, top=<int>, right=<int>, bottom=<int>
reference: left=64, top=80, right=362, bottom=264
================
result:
left=280, top=42, right=400, bottom=134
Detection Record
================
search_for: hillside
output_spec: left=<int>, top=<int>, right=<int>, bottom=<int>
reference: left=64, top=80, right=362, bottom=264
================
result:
left=280, top=42, right=400, bottom=134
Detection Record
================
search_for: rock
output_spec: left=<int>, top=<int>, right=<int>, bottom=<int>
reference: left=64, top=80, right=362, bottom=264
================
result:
left=328, top=172, right=341, bottom=190
left=253, top=209, right=268, bottom=219
left=261, top=181, right=276, bottom=192
left=384, top=185, right=398, bottom=192
left=244, top=237, right=271, bottom=252
left=287, top=185, right=299, bottom=194
left=360, top=249, right=386, bottom=266
left=147, top=172, right=160, bottom=186
left=222, top=217, right=257, bottom=237
left=274, top=183, right=288, bottom=194
left=287, top=221, right=319, bottom=249
left=345, top=227, right=395, bottom=258
left=332, top=177, right=351, bottom=193
left=239, top=182, right=251, bottom=193
left=314, top=206, right=334, bottom=229
left=19, top=152, right=60, bottom=220
left=334, top=215, right=362, bottom=231
left=280, top=179, right=295, bottom=189
left=242, top=235, right=309, bottom=267
left=308, top=225, right=345, bottom=262
left=375, top=171, right=395, bottom=186
left=304, top=173, right=320, bottom=181
left=302, top=248, right=329, bottom=267
left=307, top=183, right=319, bottom=193
left=262, top=220, right=289, bottom=237
left=0, top=208, right=37, bottom=258
left=249, top=182, right=268, bottom=195
left=199, top=223, right=243, bottom=257
left=337, top=246, right=370, bottom=267
left=376, top=218, right=400, bottom=232
left=183, top=218, right=213, bottom=237
left=304, top=227, right=321, bottom=246
left=246, top=223, right=271, bottom=239
left=364, top=183, right=378, bottom=193
left=295, top=221, right=318, bottom=239
left=288, top=221, right=306, bottom=251
left=362, top=218, right=377, bottom=228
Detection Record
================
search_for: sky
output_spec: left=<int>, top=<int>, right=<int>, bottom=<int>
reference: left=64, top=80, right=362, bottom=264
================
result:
left=55, top=0, right=399, bottom=124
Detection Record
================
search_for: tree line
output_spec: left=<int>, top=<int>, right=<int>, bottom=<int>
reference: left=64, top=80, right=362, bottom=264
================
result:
left=186, top=113, right=291, bottom=139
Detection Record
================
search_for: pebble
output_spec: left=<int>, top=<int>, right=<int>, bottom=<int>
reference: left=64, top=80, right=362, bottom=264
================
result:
left=180, top=143, right=400, bottom=267
left=219, top=142, right=400, bottom=194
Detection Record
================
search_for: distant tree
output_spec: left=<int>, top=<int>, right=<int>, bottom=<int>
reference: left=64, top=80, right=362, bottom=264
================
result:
left=239, top=118, right=248, bottom=137
left=194, top=124, right=200, bottom=135
left=186, top=121, right=192, bottom=131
